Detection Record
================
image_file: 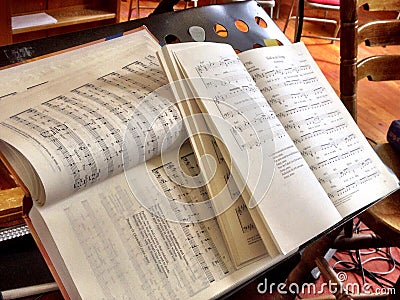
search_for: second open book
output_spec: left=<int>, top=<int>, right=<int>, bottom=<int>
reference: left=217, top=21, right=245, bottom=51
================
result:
left=0, top=29, right=397, bottom=299
left=158, top=41, right=399, bottom=255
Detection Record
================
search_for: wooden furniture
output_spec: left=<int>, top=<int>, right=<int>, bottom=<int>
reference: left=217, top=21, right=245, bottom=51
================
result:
left=127, top=0, right=159, bottom=20
left=340, top=0, right=400, bottom=120
left=284, top=0, right=340, bottom=42
left=275, top=0, right=400, bottom=299
left=0, top=1, right=289, bottom=67
left=0, top=155, right=25, bottom=228
left=128, top=0, right=197, bottom=20
left=0, top=0, right=121, bottom=46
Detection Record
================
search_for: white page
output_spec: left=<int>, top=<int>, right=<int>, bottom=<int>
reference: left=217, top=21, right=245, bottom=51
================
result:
left=12, top=12, right=57, bottom=30
left=31, top=143, right=280, bottom=299
left=164, top=42, right=341, bottom=254
left=240, top=42, right=399, bottom=217
left=0, top=30, right=157, bottom=117
left=0, top=32, right=184, bottom=206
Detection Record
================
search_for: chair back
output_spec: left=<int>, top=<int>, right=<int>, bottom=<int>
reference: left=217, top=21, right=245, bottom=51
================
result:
left=339, top=0, right=400, bottom=120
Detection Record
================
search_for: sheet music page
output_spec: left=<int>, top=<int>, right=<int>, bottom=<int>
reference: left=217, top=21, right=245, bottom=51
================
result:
left=174, top=98, right=269, bottom=265
left=239, top=42, right=399, bottom=217
left=159, top=44, right=270, bottom=266
left=164, top=42, right=341, bottom=254
left=0, top=29, right=156, bottom=107
left=0, top=31, right=184, bottom=206
left=32, top=143, right=278, bottom=299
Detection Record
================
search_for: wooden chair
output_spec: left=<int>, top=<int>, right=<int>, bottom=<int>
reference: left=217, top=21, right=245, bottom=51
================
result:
left=127, top=0, right=157, bottom=20
left=340, top=0, right=400, bottom=119
left=283, top=0, right=340, bottom=42
left=275, top=0, right=400, bottom=299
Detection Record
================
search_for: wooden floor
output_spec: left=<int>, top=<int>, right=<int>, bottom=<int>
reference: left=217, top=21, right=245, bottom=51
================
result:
left=121, top=0, right=400, bottom=144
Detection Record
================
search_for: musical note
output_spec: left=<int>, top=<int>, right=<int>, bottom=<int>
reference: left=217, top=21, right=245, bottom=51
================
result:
left=193, top=56, right=278, bottom=152
left=309, top=146, right=363, bottom=171
left=318, top=158, right=373, bottom=184
left=330, top=171, right=380, bottom=201
left=283, top=110, right=342, bottom=131
left=301, top=134, right=358, bottom=158
left=234, top=203, right=257, bottom=234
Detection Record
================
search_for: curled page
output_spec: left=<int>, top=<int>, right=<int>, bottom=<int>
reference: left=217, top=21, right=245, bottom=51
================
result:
left=0, top=30, right=184, bottom=206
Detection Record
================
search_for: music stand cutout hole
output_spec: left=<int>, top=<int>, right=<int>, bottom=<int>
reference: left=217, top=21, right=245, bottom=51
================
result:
left=188, top=26, right=206, bottom=42
left=165, top=34, right=180, bottom=44
left=234, top=20, right=249, bottom=32
left=255, top=16, right=268, bottom=28
left=253, top=43, right=263, bottom=48
left=214, top=23, right=228, bottom=37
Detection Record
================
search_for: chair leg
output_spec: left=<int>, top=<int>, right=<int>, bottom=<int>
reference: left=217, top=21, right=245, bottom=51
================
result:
left=127, top=0, right=133, bottom=20
left=283, top=0, right=296, bottom=33
left=127, top=0, right=139, bottom=20
left=285, top=0, right=340, bottom=42
left=283, top=0, right=305, bottom=42
left=275, top=0, right=281, bottom=19
left=332, top=23, right=340, bottom=43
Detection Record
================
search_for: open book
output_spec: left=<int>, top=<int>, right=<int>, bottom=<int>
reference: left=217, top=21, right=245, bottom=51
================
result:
left=157, top=40, right=400, bottom=257
left=0, top=28, right=398, bottom=299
